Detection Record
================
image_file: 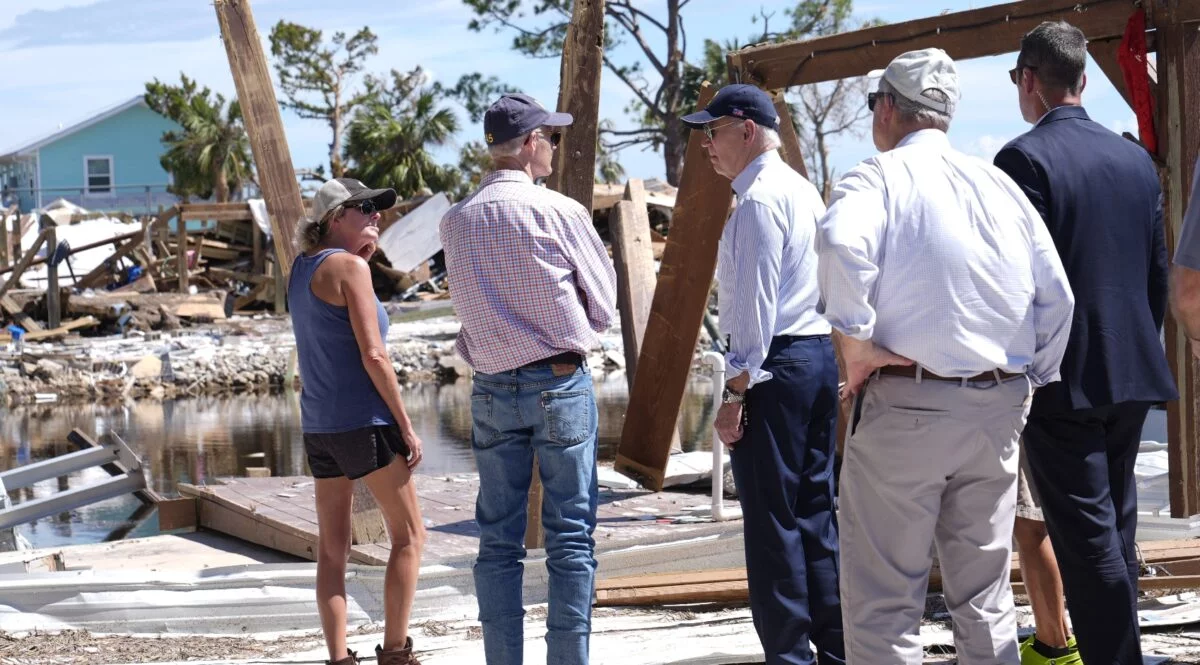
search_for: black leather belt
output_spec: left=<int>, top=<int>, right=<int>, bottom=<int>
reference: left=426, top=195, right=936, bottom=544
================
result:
left=521, top=351, right=583, bottom=368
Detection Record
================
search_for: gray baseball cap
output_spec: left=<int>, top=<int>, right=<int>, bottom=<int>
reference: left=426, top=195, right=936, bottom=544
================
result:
left=310, top=178, right=397, bottom=221
left=483, top=93, right=572, bottom=145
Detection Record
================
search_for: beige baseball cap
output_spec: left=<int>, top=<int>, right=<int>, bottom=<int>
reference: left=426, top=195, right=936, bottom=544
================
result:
left=875, top=48, right=960, bottom=114
left=310, top=177, right=397, bottom=222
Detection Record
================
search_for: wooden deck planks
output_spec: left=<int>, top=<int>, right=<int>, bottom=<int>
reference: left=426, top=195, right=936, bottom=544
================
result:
left=181, top=474, right=743, bottom=566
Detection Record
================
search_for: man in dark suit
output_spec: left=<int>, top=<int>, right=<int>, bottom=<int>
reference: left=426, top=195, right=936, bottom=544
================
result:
left=994, top=20, right=1178, bottom=665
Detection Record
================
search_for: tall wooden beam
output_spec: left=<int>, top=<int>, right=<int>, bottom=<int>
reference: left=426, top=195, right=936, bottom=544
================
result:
left=1158, top=11, right=1200, bottom=518
left=214, top=0, right=304, bottom=278
left=729, top=0, right=1136, bottom=89
left=546, top=0, right=605, bottom=209
left=0, top=209, right=9, bottom=270
left=611, top=180, right=657, bottom=379
left=615, top=83, right=733, bottom=491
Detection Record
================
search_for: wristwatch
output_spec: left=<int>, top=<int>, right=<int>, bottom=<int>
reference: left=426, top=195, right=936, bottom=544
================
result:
left=721, top=386, right=744, bottom=404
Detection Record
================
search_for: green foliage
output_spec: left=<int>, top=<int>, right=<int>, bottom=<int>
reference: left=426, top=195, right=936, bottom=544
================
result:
left=268, top=21, right=379, bottom=177
left=342, top=67, right=462, bottom=200
left=436, top=73, right=521, bottom=124
left=144, top=74, right=254, bottom=203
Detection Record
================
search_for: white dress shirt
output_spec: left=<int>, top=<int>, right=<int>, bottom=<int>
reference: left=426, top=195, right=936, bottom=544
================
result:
left=718, top=150, right=831, bottom=388
left=816, top=129, right=1074, bottom=386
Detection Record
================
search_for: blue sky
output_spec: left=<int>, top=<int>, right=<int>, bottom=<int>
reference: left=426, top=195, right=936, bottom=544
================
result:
left=0, top=0, right=1136, bottom=187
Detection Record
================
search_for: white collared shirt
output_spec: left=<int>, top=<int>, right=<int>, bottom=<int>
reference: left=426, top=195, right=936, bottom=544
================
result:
left=816, top=129, right=1074, bottom=386
left=718, top=150, right=831, bottom=387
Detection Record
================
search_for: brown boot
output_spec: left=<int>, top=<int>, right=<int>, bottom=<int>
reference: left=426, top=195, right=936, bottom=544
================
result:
left=375, top=637, right=420, bottom=665
left=326, top=648, right=359, bottom=665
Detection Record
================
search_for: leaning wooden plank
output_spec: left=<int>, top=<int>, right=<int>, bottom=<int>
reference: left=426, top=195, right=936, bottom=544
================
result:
left=0, top=229, right=49, bottom=300
left=22, top=316, right=99, bottom=341
left=610, top=192, right=657, bottom=380
left=0, top=294, right=42, bottom=331
left=74, top=235, right=145, bottom=290
left=615, top=82, right=733, bottom=491
left=214, top=0, right=305, bottom=277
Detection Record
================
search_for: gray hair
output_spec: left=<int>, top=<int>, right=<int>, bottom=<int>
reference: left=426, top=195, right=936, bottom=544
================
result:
left=878, top=78, right=953, bottom=131
left=759, top=126, right=782, bottom=151
left=487, top=134, right=527, bottom=159
left=296, top=203, right=345, bottom=253
left=1019, top=21, right=1088, bottom=94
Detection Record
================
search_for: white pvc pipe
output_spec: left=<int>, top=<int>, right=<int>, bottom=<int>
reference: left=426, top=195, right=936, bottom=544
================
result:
left=702, top=351, right=740, bottom=521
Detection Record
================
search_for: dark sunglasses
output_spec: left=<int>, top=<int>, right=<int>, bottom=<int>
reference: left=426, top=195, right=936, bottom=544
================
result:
left=702, top=119, right=744, bottom=141
left=1009, top=64, right=1037, bottom=85
left=867, top=92, right=893, bottom=112
left=349, top=199, right=378, bottom=216
left=534, top=130, right=562, bottom=148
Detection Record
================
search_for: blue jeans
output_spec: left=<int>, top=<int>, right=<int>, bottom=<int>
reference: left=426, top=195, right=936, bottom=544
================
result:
left=470, top=363, right=599, bottom=665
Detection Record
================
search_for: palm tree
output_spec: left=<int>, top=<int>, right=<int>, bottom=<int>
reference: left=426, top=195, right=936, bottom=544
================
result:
left=146, top=75, right=255, bottom=203
left=342, top=67, right=460, bottom=199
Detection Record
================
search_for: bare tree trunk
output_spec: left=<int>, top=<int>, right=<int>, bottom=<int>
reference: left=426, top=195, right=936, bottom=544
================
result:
left=330, top=80, right=344, bottom=178
left=214, top=161, right=230, bottom=203
left=816, top=128, right=832, bottom=202
left=663, top=116, right=687, bottom=186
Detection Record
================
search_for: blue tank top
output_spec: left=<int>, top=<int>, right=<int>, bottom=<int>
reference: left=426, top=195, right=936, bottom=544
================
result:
left=288, top=248, right=395, bottom=433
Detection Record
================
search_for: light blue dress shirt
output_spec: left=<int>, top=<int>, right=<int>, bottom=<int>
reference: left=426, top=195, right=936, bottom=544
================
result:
left=717, top=150, right=831, bottom=388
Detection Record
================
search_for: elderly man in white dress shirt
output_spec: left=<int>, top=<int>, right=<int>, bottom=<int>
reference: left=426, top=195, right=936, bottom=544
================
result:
left=683, top=84, right=844, bottom=665
left=816, top=49, right=1074, bottom=664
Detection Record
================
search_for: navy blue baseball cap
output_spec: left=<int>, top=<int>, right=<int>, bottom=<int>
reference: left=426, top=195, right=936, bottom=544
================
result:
left=483, top=93, right=573, bottom=145
left=681, top=84, right=779, bottom=130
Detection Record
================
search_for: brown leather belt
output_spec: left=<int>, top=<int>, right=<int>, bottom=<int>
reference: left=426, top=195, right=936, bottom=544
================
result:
left=877, top=365, right=1023, bottom=383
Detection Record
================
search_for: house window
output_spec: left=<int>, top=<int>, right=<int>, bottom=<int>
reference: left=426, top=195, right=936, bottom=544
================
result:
left=85, top=156, right=113, bottom=195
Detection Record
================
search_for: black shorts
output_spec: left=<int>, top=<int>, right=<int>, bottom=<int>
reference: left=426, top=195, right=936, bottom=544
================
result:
left=303, top=424, right=411, bottom=480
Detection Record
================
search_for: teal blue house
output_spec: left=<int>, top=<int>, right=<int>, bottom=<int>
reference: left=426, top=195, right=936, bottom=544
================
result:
left=0, top=96, right=182, bottom=214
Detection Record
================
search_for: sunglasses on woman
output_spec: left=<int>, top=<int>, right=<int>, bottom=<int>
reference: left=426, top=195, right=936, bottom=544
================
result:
left=350, top=199, right=378, bottom=216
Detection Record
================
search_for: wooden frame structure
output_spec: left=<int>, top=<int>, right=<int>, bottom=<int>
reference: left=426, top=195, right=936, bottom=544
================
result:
left=618, top=0, right=1200, bottom=520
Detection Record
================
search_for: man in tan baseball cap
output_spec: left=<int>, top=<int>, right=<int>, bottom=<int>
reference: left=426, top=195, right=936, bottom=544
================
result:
left=817, top=47, right=1074, bottom=664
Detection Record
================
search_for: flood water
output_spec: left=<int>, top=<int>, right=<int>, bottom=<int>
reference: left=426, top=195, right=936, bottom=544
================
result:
left=0, top=374, right=718, bottom=550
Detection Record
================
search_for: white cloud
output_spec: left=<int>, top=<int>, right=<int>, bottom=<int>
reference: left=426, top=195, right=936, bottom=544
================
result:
left=965, top=134, right=1010, bottom=160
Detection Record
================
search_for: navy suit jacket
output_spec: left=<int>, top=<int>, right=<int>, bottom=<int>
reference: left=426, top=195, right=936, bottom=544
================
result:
left=994, top=106, right=1177, bottom=415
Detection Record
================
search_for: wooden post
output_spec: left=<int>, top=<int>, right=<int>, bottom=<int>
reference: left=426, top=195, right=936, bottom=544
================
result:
left=0, top=208, right=8, bottom=271
left=252, top=219, right=264, bottom=276
left=0, top=228, right=49, bottom=301
left=615, top=83, right=733, bottom=490
left=11, top=213, right=21, bottom=264
left=45, top=223, right=59, bottom=329
left=611, top=181, right=657, bottom=379
left=177, top=222, right=189, bottom=294
left=214, top=0, right=305, bottom=278
left=545, top=0, right=604, bottom=207
left=523, top=0, right=606, bottom=550
left=1157, top=7, right=1200, bottom=518
left=611, top=180, right=682, bottom=455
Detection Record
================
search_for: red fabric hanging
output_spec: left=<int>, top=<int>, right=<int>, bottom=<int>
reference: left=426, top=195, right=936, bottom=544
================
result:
left=1117, top=8, right=1158, bottom=155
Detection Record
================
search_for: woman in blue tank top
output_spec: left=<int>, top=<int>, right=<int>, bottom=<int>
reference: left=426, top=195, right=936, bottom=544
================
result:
left=289, top=178, right=425, bottom=665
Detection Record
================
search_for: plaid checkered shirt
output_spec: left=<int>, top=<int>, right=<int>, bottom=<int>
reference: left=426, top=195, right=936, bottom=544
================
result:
left=440, top=170, right=617, bottom=374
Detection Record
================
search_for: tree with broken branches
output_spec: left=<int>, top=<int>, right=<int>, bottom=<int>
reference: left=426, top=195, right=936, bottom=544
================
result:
left=464, top=0, right=859, bottom=187
left=687, top=1, right=876, bottom=199
left=145, top=74, right=254, bottom=203
left=268, top=21, right=378, bottom=179
left=464, top=0, right=692, bottom=184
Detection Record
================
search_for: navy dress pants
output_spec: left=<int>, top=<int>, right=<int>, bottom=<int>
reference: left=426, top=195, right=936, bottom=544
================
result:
left=1022, top=401, right=1152, bottom=665
left=730, top=335, right=845, bottom=665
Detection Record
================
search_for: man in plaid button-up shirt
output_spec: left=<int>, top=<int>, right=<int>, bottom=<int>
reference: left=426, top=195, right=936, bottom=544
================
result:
left=439, top=93, right=616, bottom=665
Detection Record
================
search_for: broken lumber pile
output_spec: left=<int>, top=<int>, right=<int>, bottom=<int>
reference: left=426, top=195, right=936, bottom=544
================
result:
left=594, top=539, right=1200, bottom=607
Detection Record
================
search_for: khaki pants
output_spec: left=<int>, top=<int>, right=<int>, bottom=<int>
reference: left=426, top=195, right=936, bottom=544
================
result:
left=839, top=372, right=1032, bottom=665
